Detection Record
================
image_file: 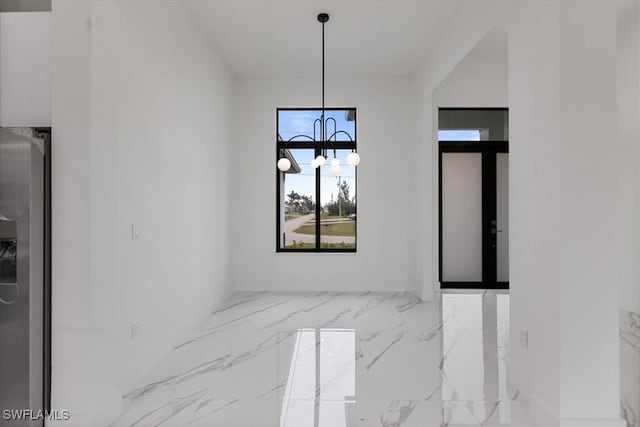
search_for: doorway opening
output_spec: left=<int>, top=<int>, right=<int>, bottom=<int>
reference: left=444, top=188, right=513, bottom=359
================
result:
left=438, top=108, right=509, bottom=289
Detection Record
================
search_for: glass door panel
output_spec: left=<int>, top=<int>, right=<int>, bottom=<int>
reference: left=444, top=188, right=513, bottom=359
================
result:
left=441, top=153, right=483, bottom=282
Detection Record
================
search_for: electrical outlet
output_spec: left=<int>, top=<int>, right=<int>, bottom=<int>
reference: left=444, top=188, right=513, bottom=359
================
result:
left=130, top=321, right=140, bottom=341
left=520, top=329, right=529, bottom=349
left=131, top=224, right=140, bottom=240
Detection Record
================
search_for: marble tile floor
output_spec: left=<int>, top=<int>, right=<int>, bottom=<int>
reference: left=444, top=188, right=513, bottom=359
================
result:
left=620, top=309, right=640, bottom=427
left=111, top=290, right=532, bottom=427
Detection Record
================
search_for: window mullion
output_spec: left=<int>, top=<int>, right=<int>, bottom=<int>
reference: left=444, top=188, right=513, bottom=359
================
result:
left=315, top=147, right=321, bottom=250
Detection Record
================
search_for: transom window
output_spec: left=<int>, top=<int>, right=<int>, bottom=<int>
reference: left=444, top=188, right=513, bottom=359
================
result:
left=276, top=108, right=357, bottom=252
left=438, top=108, right=509, bottom=141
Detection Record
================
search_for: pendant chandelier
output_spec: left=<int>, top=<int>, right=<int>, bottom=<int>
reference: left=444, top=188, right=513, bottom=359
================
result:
left=277, top=13, right=360, bottom=174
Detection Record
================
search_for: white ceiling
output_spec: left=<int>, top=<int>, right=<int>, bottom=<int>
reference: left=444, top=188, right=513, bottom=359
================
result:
left=183, top=0, right=503, bottom=78
left=184, top=0, right=639, bottom=79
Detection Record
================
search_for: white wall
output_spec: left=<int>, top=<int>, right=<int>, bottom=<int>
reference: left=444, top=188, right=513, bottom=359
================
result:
left=51, top=1, right=233, bottom=424
left=617, top=4, right=640, bottom=316
left=0, top=11, right=51, bottom=127
left=508, top=3, right=562, bottom=420
left=509, top=1, right=623, bottom=424
left=617, top=8, right=640, bottom=427
left=410, top=80, right=435, bottom=300
left=434, top=48, right=508, bottom=108
left=230, top=76, right=418, bottom=292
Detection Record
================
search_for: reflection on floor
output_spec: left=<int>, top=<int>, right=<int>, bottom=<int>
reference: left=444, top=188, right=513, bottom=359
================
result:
left=112, top=291, right=531, bottom=426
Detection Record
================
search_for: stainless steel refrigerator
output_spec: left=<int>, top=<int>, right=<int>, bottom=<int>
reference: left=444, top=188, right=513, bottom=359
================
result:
left=0, top=127, right=50, bottom=426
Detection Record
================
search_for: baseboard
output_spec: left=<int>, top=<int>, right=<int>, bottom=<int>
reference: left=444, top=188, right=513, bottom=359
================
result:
left=234, top=281, right=415, bottom=293
left=529, top=392, right=626, bottom=427
left=559, top=419, right=626, bottom=427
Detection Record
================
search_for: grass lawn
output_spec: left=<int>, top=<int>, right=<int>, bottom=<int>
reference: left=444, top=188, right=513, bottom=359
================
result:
left=294, top=220, right=355, bottom=236
left=284, top=242, right=356, bottom=249
left=285, top=214, right=300, bottom=221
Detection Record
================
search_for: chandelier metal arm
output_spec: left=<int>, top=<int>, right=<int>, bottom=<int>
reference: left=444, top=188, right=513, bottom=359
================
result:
left=325, top=117, right=336, bottom=140
left=286, top=134, right=317, bottom=142
left=327, top=130, right=354, bottom=142
left=313, top=118, right=321, bottom=141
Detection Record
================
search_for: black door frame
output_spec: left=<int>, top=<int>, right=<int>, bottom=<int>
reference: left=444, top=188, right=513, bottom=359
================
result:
left=438, top=140, right=509, bottom=290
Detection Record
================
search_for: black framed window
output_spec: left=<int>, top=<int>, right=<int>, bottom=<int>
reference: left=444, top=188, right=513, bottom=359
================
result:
left=276, top=108, right=357, bottom=252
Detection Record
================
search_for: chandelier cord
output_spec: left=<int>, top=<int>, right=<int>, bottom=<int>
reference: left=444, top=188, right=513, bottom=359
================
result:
left=321, top=18, right=326, bottom=145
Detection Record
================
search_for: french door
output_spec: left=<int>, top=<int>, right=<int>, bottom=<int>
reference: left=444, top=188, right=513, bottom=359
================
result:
left=439, top=142, right=509, bottom=289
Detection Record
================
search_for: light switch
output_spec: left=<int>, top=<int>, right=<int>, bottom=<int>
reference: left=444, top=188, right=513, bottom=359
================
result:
left=131, top=224, right=140, bottom=240
left=520, top=329, right=529, bottom=349
left=130, top=321, right=140, bottom=341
